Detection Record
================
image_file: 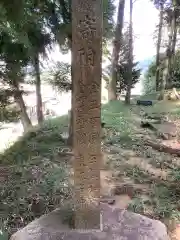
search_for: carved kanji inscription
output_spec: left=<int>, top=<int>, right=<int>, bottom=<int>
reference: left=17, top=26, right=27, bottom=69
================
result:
left=78, top=47, right=95, bottom=67
left=75, top=130, right=87, bottom=145
left=72, top=0, right=102, bottom=229
left=87, top=48, right=95, bottom=67
left=78, top=15, right=96, bottom=40
left=78, top=48, right=86, bottom=65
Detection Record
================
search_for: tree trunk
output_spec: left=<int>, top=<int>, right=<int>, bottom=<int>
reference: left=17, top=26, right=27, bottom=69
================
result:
left=108, top=0, right=125, bottom=101
left=34, top=54, right=44, bottom=124
left=165, top=16, right=174, bottom=89
left=8, top=63, right=32, bottom=132
left=67, top=64, right=73, bottom=147
left=72, top=0, right=102, bottom=229
left=14, top=87, right=32, bottom=132
left=159, top=57, right=168, bottom=100
left=169, top=5, right=177, bottom=84
left=171, top=10, right=177, bottom=56
left=125, top=0, right=133, bottom=104
left=155, top=3, right=164, bottom=92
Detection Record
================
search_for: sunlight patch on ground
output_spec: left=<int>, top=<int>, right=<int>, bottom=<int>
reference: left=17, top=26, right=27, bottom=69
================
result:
left=0, top=123, right=23, bottom=152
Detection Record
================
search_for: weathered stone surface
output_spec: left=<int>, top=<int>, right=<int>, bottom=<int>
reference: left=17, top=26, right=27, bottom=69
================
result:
left=10, top=203, right=169, bottom=240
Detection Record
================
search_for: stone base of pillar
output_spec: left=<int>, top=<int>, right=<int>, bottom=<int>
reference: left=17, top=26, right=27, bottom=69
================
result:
left=10, top=203, right=169, bottom=240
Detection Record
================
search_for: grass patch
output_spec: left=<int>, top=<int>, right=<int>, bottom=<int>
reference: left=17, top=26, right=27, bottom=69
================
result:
left=102, top=101, right=133, bottom=144
left=136, top=92, right=159, bottom=101
left=0, top=101, right=133, bottom=236
left=0, top=115, right=68, bottom=165
left=127, top=182, right=180, bottom=221
left=128, top=197, right=146, bottom=213
left=2, top=99, right=180, bottom=236
left=136, top=99, right=180, bottom=117
left=103, top=100, right=180, bottom=226
left=0, top=115, right=72, bottom=237
left=125, top=166, right=151, bottom=184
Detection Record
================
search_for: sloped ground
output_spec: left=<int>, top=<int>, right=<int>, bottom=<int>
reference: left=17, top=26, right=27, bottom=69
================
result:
left=0, top=116, right=73, bottom=238
left=1, top=99, right=180, bottom=239
left=101, top=100, right=180, bottom=237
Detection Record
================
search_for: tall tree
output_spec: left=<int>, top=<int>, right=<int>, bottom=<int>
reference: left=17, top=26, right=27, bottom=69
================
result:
left=72, top=0, right=102, bottom=229
left=143, top=51, right=180, bottom=94
left=0, top=32, right=32, bottom=131
left=153, top=0, right=179, bottom=91
left=155, top=1, right=164, bottom=91
left=166, top=0, right=179, bottom=86
left=0, top=0, right=50, bottom=129
left=157, top=0, right=178, bottom=93
left=125, top=0, right=133, bottom=104
left=34, top=54, right=43, bottom=123
left=165, top=9, right=174, bottom=89
left=13, top=81, right=32, bottom=131
left=159, top=56, right=168, bottom=99
left=27, top=25, right=51, bottom=124
left=108, top=0, right=125, bottom=101
left=171, top=0, right=178, bottom=56
left=103, top=29, right=141, bottom=96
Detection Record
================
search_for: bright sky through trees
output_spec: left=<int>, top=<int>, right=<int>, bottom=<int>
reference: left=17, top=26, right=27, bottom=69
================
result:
left=45, top=0, right=159, bottom=95
left=123, top=0, right=159, bottom=61
left=48, top=0, right=159, bottom=65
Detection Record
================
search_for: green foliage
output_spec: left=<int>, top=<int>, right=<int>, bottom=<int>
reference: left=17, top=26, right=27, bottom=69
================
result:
left=0, top=0, right=115, bottom=128
left=0, top=0, right=39, bottom=47
left=0, top=31, right=31, bottom=98
left=142, top=61, right=157, bottom=94
left=103, top=28, right=141, bottom=94
left=26, top=24, right=51, bottom=54
left=143, top=50, right=180, bottom=94
left=116, top=62, right=141, bottom=93
left=171, top=51, right=180, bottom=88
left=125, top=166, right=150, bottom=184
left=128, top=197, right=145, bottom=213
left=103, top=61, right=141, bottom=93
left=46, top=62, right=71, bottom=92
left=170, top=167, right=180, bottom=181
left=0, top=89, right=14, bottom=107
left=0, top=32, right=29, bottom=65
left=102, top=0, right=115, bottom=40
left=0, top=107, right=20, bottom=123
left=0, top=89, right=20, bottom=123
left=116, top=28, right=141, bottom=93
left=45, top=0, right=115, bottom=52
